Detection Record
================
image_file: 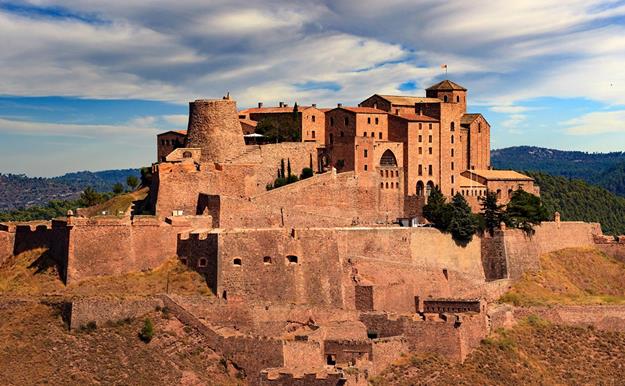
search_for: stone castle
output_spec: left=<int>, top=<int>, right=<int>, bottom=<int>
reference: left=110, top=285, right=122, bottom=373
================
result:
left=2, top=80, right=623, bottom=385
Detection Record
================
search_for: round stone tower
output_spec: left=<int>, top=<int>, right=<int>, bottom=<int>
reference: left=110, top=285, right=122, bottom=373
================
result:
left=185, top=98, right=245, bottom=163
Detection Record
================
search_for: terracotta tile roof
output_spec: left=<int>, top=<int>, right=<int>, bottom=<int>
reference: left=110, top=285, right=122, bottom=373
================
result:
left=377, top=95, right=441, bottom=105
left=426, top=79, right=467, bottom=91
left=239, top=118, right=257, bottom=127
left=460, top=113, right=481, bottom=125
left=457, top=175, right=486, bottom=188
left=394, top=113, right=439, bottom=122
left=464, top=169, right=534, bottom=181
left=336, top=107, right=388, bottom=114
left=158, top=130, right=187, bottom=136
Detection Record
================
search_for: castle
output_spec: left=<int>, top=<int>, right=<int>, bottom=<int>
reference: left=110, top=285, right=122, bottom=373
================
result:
left=2, top=80, right=622, bottom=385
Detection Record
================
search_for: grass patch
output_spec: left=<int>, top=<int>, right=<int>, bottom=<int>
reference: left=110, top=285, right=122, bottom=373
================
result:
left=500, top=247, right=625, bottom=306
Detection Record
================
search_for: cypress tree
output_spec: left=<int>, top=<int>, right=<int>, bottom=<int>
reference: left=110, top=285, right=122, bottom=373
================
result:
left=480, top=190, right=505, bottom=236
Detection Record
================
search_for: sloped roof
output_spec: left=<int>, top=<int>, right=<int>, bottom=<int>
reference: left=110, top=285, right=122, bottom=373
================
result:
left=239, top=118, right=257, bottom=127
left=426, top=80, right=467, bottom=91
left=158, top=130, right=187, bottom=136
left=334, top=107, right=388, bottom=114
left=392, top=113, right=439, bottom=122
left=239, top=105, right=323, bottom=115
left=465, top=169, right=534, bottom=181
left=457, top=175, right=486, bottom=188
left=376, top=95, right=441, bottom=105
left=460, top=113, right=481, bottom=125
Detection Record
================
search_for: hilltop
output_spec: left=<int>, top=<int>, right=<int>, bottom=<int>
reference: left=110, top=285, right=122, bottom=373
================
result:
left=0, top=169, right=140, bottom=212
left=492, top=146, right=625, bottom=197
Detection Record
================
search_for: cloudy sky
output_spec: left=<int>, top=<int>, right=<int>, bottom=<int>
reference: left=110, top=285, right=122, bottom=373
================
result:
left=1, top=0, right=625, bottom=176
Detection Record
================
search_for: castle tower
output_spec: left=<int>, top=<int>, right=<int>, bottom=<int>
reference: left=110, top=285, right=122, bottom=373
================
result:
left=425, top=80, right=467, bottom=111
left=185, top=98, right=245, bottom=163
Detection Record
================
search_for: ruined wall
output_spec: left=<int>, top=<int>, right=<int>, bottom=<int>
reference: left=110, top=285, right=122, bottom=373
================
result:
left=370, top=337, right=408, bottom=375
left=260, top=372, right=346, bottom=386
left=0, top=228, right=15, bottom=265
left=282, top=340, right=324, bottom=372
left=66, top=216, right=192, bottom=284
left=69, top=296, right=163, bottom=329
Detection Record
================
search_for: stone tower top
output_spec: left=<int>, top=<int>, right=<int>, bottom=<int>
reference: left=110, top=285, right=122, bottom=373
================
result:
left=185, top=98, right=245, bottom=163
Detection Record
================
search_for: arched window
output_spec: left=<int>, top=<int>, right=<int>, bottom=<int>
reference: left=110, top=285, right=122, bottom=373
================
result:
left=380, top=150, right=397, bottom=166
left=426, top=181, right=435, bottom=196
left=451, top=122, right=455, bottom=131
left=380, top=182, right=384, bottom=188
left=385, top=182, right=389, bottom=188
left=183, top=151, right=193, bottom=158
left=416, top=181, right=424, bottom=196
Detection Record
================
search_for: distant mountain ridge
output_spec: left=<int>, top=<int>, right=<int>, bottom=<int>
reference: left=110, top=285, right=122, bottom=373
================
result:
left=0, top=169, right=140, bottom=212
left=492, top=146, right=625, bottom=197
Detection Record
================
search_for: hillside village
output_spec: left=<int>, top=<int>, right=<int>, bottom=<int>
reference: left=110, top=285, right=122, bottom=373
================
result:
left=2, top=80, right=625, bottom=385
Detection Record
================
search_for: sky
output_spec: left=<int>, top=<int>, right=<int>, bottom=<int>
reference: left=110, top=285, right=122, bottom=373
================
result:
left=1, top=0, right=625, bottom=177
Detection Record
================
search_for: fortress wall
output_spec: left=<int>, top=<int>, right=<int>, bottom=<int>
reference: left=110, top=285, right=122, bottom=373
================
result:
left=370, top=337, right=408, bottom=375
left=0, top=230, right=15, bottom=265
left=254, top=142, right=318, bottom=187
left=260, top=372, right=345, bottom=386
left=595, top=243, right=625, bottom=261
left=69, top=296, right=163, bottom=330
left=282, top=340, right=325, bottom=372
left=153, top=163, right=212, bottom=217
left=500, top=221, right=600, bottom=279
left=216, top=229, right=345, bottom=307
left=66, top=217, right=186, bottom=284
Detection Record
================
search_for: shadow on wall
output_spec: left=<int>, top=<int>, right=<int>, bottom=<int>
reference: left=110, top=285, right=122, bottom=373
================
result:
left=12, top=223, right=69, bottom=284
left=176, top=234, right=218, bottom=295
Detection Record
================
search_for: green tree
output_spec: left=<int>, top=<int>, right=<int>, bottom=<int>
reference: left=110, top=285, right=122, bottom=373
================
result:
left=112, top=183, right=124, bottom=195
left=448, top=194, right=479, bottom=244
left=287, top=158, right=292, bottom=177
left=140, top=167, right=152, bottom=187
left=139, top=318, right=154, bottom=343
left=280, top=159, right=286, bottom=179
left=300, top=167, right=314, bottom=179
left=422, top=185, right=451, bottom=231
left=80, top=187, right=102, bottom=207
left=480, top=190, right=506, bottom=236
left=126, top=175, right=139, bottom=191
left=506, top=189, right=549, bottom=235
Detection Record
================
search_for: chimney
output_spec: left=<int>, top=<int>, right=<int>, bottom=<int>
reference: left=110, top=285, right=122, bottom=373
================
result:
left=279, top=102, right=284, bottom=107
left=337, top=103, right=343, bottom=108
left=312, top=103, right=317, bottom=108
left=258, top=102, right=263, bottom=108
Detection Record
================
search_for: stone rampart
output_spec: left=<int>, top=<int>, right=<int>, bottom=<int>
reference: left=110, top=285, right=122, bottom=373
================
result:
left=0, top=228, right=15, bottom=265
left=69, top=296, right=163, bottom=329
left=260, top=371, right=346, bottom=386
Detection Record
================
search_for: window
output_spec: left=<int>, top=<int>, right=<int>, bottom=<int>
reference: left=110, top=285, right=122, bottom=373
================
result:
left=375, top=117, right=379, bottom=124
left=364, top=132, right=367, bottom=137
left=161, top=139, right=165, bottom=145
left=451, top=149, right=454, bottom=157
left=380, top=182, right=384, bottom=188
left=385, top=182, right=389, bottom=188
left=426, top=181, right=434, bottom=196
left=329, top=133, right=334, bottom=144
left=478, top=122, right=482, bottom=133
left=364, top=149, right=368, bottom=158
left=451, top=176, right=454, bottom=183
left=419, top=123, right=422, bottom=130
left=233, top=258, right=242, bottom=266
left=344, top=117, right=349, bottom=126
left=172, top=210, right=184, bottom=216
left=364, top=165, right=368, bottom=171
left=418, top=135, right=422, bottom=142
left=367, top=331, right=379, bottom=339
left=396, top=170, right=399, bottom=177
left=340, top=131, right=344, bottom=137
left=312, top=115, right=316, bottom=122
left=451, top=162, right=454, bottom=170
left=416, top=181, right=424, bottom=196
left=380, top=170, right=383, bottom=177
left=456, top=96, right=460, bottom=103
left=444, top=95, right=448, bottom=102
left=451, top=135, right=454, bottom=144
left=183, top=151, right=192, bottom=158
left=428, top=147, right=432, bottom=155
left=428, top=135, right=432, bottom=143
left=451, top=188, right=454, bottom=195
left=327, top=355, right=336, bottom=366
left=380, top=150, right=398, bottom=166
left=198, top=258, right=207, bottom=268
left=385, top=170, right=389, bottom=177
left=287, top=255, right=299, bottom=264
left=263, top=256, right=272, bottom=265
left=395, top=109, right=399, bottom=114
left=371, top=132, right=374, bottom=137
left=312, top=131, right=316, bottom=139
left=418, top=165, right=423, bottom=176
left=418, top=147, right=422, bottom=155
left=367, top=117, right=371, bottom=124
left=379, top=132, right=382, bottom=139
left=428, top=165, right=433, bottom=176
left=451, top=122, right=455, bottom=131
left=330, top=117, right=334, bottom=126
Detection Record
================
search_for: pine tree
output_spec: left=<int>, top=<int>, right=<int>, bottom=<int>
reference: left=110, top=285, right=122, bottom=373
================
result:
left=448, top=193, right=479, bottom=244
left=422, top=185, right=451, bottom=231
left=506, top=189, right=549, bottom=235
left=480, top=190, right=505, bottom=236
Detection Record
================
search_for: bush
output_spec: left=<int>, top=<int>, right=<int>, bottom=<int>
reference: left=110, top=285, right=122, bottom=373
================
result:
left=139, top=318, right=154, bottom=343
left=300, top=167, right=314, bottom=179
left=81, top=321, right=97, bottom=332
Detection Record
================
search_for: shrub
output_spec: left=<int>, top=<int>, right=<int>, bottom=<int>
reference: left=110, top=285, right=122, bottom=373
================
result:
left=81, top=321, right=97, bottom=332
left=139, top=318, right=154, bottom=343
left=300, top=167, right=314, bottom=179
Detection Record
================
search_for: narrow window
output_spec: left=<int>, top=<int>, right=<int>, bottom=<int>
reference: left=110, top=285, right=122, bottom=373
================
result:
left=418, top=147, right=422, bottom=155
left=451, top=188, right=454, bottom=195
left=451, top=135, right=454, bottom=144
left=429, top=147, right=432, bottom=155
left=380, top=170, right=384, bottom=177
left=367, top=117, right=371, bottom=124
left=451, top=162, right=454, bottom=170
left=287, top=255, right=298, bottom=264
left=418, top=135, right=422, bottom=142
left=312, top=115, right=316, bottom=122
left=378, top=132, right=382, bottom=139
left=364, top=165, right=368, bottom=171
left=375, top=117, right=379, bottom=124
left=385, top=170, right=389, bottom=177
left=329, top=133, right=334, bottom=144
left=364, top=132, right=367, bottom=137
left=385, top=182, right=389, bottom=188
left=444, top=95, right=448, bottom=102
left=330, top=117, right=334, bottom=126
left=456, top=96, right=460, bottom=103
left=418, top=165, right=422, bottom=176
left=344, top=117, right=349, bottom=126
left=312, top=131, right=316, bottom=139
left=340, top=131, right=344, bottom=137
left=419, top=123, right=422, bottom=130
left=233, top=258, right=242, bottom=266
left=198, top=258, right=207, bottom=268
left=364, top=149, right=368, bottom=158
left=478, top=122, right=482, bottom=133
left=428, top=165, right=433, bottom=176
left=428, top=135, right=432, bottom=143
left=451, top=122, right=455, bottom=131
left=371, top=132, right=374, bottom=137
left=443, top=269, right=449, bottom=280
left=429, top=124, right=432, bottom=130
left=380, top=182, right=384, bottom=188
left=451, top=176, right=454, bottom=184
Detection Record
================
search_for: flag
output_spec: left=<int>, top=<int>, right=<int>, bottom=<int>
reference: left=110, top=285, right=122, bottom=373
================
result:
left=440, top=64, right=447, bottom=69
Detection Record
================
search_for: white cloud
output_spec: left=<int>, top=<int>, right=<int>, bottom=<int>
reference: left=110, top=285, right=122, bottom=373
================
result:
left=0, top=117, right=161, bottom=138
left=563, top=110, right=625, bottom=135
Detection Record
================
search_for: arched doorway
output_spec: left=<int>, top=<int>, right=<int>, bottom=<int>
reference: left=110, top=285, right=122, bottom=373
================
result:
left=426, top=181, right=435, bottom=196
left=416, top=181, right=424, bottom=196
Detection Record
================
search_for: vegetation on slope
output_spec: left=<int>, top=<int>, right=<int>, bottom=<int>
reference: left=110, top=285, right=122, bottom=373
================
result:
left=0, top=248, right=210, bottom=297
left=0, top=302, right=242, bottom=386
left=371, top=317, right=625, bottom=385
left=527, top=171, right=625, bottom=235
left=500, top=247, right=625, bottom=306
left=492, top=146, right=625, bottom=197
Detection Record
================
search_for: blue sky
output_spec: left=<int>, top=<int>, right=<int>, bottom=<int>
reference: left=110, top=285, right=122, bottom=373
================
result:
left=1, top=0, right=625, bottom=176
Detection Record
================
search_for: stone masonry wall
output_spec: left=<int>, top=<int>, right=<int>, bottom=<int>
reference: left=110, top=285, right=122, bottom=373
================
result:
left=0, top=229, right=15, bottom=265
left=69, top=296, right=163, bottom=329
